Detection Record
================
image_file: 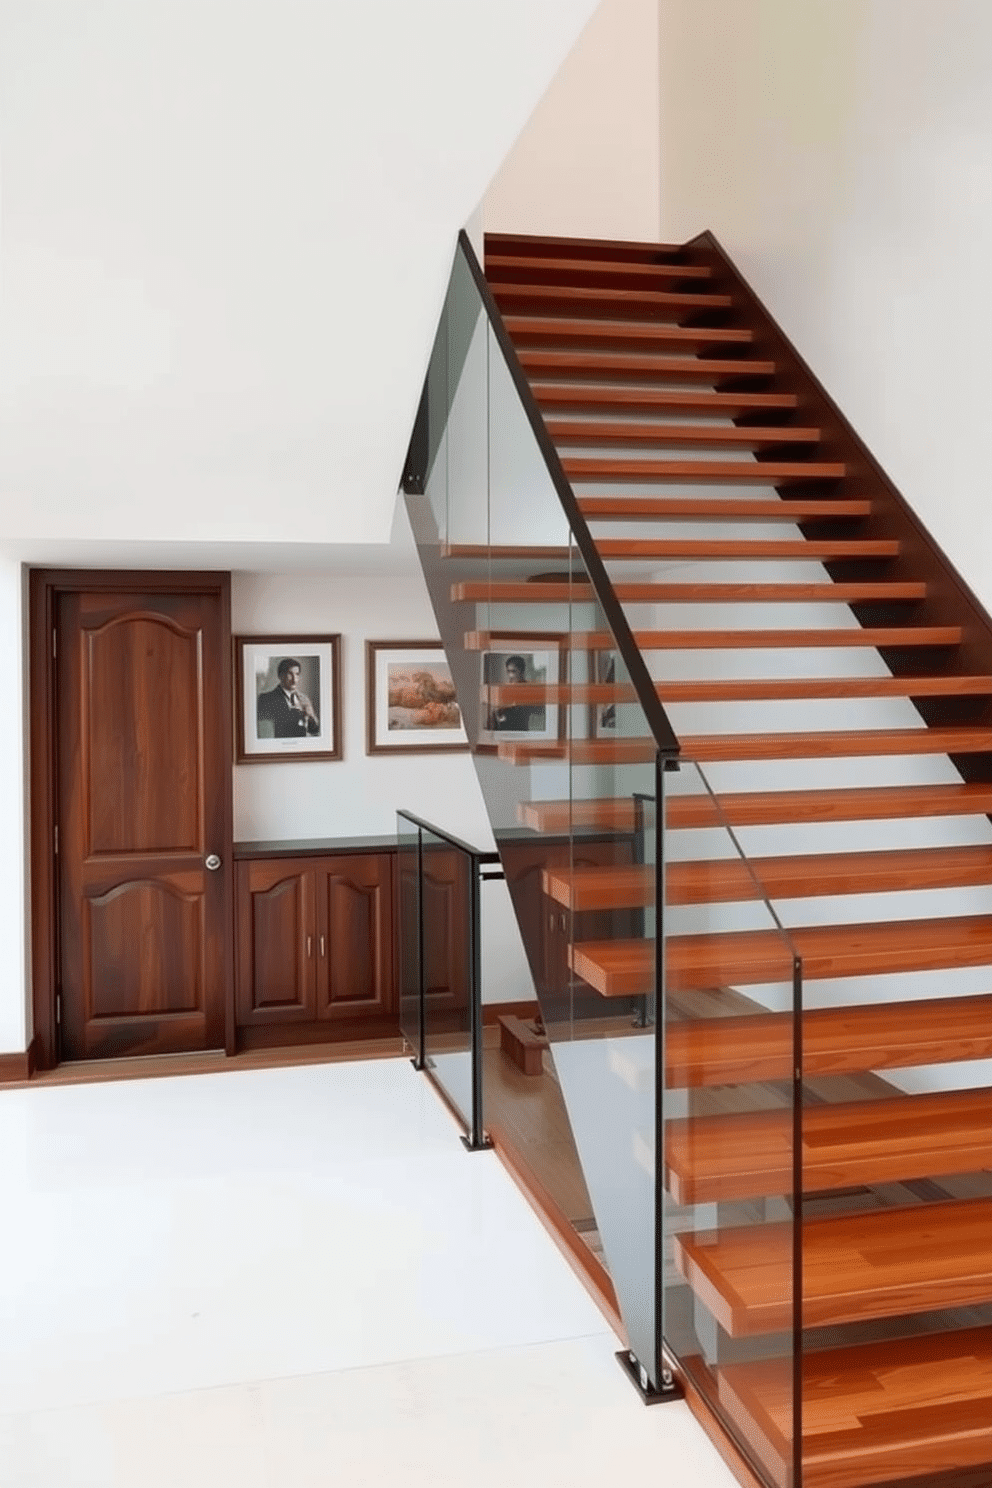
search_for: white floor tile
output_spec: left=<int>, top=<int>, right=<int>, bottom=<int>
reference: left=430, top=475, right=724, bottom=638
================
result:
left=254, top=1336, right=743, bottom=1488
left=0, top=1057, right=740, bottom=1488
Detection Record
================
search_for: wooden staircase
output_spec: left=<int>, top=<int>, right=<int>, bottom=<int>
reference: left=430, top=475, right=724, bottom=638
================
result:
left=472, top=232, right=992, bottom=1488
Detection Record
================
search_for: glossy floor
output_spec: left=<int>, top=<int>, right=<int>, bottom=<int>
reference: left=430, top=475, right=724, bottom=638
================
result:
left=0, top=1057, right=740, bottom=1488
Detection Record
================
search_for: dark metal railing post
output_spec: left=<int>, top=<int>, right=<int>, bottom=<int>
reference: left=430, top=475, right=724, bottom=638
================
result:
left=398, top=809, right=498, bottom=1151
left=461, top=850, right=492, bottom=1152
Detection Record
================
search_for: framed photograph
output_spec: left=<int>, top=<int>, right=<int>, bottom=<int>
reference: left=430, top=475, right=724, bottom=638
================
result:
left=478, top=639, right=566, bottom=749
left=589, top=649, right=619, bottom=739
left=235, top=635, right=342, bottom=763
left=366, top=640, right=468, bottom=755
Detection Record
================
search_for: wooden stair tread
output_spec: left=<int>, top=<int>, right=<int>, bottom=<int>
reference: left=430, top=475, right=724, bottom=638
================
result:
left=577, top=495, right=870, bottom=519
left=569, top=914, right=992, bottom=996
left=594, top=537, right=896, bottom=558
left=497, top=725, right=992, bottom=765
left=504, top=316, right=753, bottom=348
left=720, top=1326, right=992, bottom=1488
left=466, top=625, right=961, bottom=650
left=563, top=456, right=846, bottom=483
left=491, top=283, right=732, bottom=315
left=518, top=351, right=776, bottom=380
left=657, top=674, right=992, bottom=701
left=666, top=1086, right=992, bottom=1205
left=450, top=537, right=899, bottom=561
left=728, top=1327, right=992, bottom=1488
left=488, top=675, right=992, bottom=706
left=485, top=253, right=714, bottom=283
left=452, top=580, right=926, bottom=603
left=544, top=845, right=992, bottom=911
left=674, top=1195, right=992, bottom=1336
left=667, top=992, right=992, bottom=1087
left=547, top=419, right=822, bottom=447
left=484, top=231, right=690, bottom=263
left=519, top=783, right=992, bottom=833
left=535, top=386, right=796, bottom=415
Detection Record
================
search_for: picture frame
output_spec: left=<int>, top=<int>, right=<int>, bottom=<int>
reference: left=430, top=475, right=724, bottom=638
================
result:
left=589, top=648, right=619, bottom=739
left=366, top=640, right=468, bottom=755
left=235, top=634, right=342, bottom=763
left=478, top=638, right=566, bottom=750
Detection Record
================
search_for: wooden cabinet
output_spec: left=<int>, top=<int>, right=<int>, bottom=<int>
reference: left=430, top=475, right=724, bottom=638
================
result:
left=499, top=834, right=636, bottom=1006
left=235, top=850, right=395, bottom=1033
left=396, top=840, right=470, bottom=1018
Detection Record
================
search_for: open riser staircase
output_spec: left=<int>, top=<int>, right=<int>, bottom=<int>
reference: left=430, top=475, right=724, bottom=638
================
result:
left=403, top=229, right=992, bottom=1488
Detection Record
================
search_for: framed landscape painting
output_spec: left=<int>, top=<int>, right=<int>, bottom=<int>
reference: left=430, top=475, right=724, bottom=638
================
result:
left=236, top=634, right=342, bottom=763
left=366, top=640, right=468, bottom=755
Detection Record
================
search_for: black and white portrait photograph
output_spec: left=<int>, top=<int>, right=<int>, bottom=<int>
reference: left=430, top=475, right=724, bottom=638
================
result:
left=236, top=635, right=342, bottom=762
left=479, top=643, right=563, bottom=747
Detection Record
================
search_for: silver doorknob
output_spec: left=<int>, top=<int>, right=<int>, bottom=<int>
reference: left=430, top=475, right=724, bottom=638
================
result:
left=205, top=854, right=222, bottom=871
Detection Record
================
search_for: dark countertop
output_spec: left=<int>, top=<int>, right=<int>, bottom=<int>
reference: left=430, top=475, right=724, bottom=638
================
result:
left=233, top=835, right=401, bottom=860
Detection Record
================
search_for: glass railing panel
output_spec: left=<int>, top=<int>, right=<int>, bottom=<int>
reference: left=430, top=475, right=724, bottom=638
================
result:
left=662, top=759, right=801, bottom=1488
left=420, top=822, right=476, bottom=1131
left=396, top=814, right=422, bottom=1065
left=403, top=233, right=681, bottom=1395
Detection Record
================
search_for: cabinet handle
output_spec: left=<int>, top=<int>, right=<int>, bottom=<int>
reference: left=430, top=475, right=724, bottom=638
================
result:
left=307, top=935, right=313, bottom=957
left=319, top=935, right=326, bottom=957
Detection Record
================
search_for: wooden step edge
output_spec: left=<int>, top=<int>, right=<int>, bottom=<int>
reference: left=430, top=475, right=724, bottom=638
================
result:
left=570, top=913, right=992, bottom=997
left=674, top=1195, right=992, bottom=1337
left=721, top=1327, right=992, bottom=1488
left=518, top=352, right=777, bottom=377
left=577, top=497, right=871, bottom=518
left=504, top=317, right=754, bottom=345
left=548, top=421, right=823, bottom=445
left=655, top=675, right=992, bottom=702
left=497, top=727, right=992, bottom=766
left=518, top=783, right=992, bottom=834
left=563, top=458, right=847, bottom=482
left=594, top=538, right=898, bottom=558
left=518, top=352, right=778, bottom=378
left=484, top=230, right=692, bottom=258
left=544, top=845, right=992, bottom=912
left=534, top=387, right=797, bottom=410
left=492, top=283, right=733, bottom=309
left=666, top=993, right=992, bottom=1088
left=466, top=627, right=960, bottom=651
left=485, top=252, right=713, bottom=280
left=491, top=674, right=992, bottom=707
left=452, top=581, right=927, bottom=603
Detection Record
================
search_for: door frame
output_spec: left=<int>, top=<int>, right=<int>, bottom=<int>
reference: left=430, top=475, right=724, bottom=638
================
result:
left=29, top=569, right=236, bottom=1070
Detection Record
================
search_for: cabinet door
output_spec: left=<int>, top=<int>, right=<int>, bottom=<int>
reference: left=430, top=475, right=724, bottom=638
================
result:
left=316, top=854, right=395, bottom=1020
left=500, top=835, right=636, bottom=1006
left=236, top=859, right=317, bottom=1025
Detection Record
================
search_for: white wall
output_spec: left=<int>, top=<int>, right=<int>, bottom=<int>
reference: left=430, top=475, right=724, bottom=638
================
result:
left=0, top=561, right=27, bottom=1054
left=0, top=0, right=602, bottom=549
left=658, top=0, right=992, bottom=616
left=484, top=0, right=662, bottom=242
left=232, top=572, right=493, bottom=843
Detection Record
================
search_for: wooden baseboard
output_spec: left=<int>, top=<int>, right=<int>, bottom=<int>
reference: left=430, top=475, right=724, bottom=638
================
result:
left=0, top=1048, right=32, bottom=1083
left=488, top=1124, right=625, bottom=1341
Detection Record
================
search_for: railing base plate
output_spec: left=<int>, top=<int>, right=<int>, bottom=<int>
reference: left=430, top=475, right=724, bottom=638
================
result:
left=615, top=1350, right=685, bottom=1405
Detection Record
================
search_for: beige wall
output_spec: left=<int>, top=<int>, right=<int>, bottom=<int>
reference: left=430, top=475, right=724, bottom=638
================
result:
left=658, top=0, right=992, bottom=617
left=484, top=0, right=662, bottom=242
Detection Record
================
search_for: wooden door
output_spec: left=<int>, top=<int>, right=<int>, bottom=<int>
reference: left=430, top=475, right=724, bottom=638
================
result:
left=317, top=854, right=395, bottom=1020
left=56, top=582, right=231, bottom=1059
left=235, top=858, right=318, bottom=1025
